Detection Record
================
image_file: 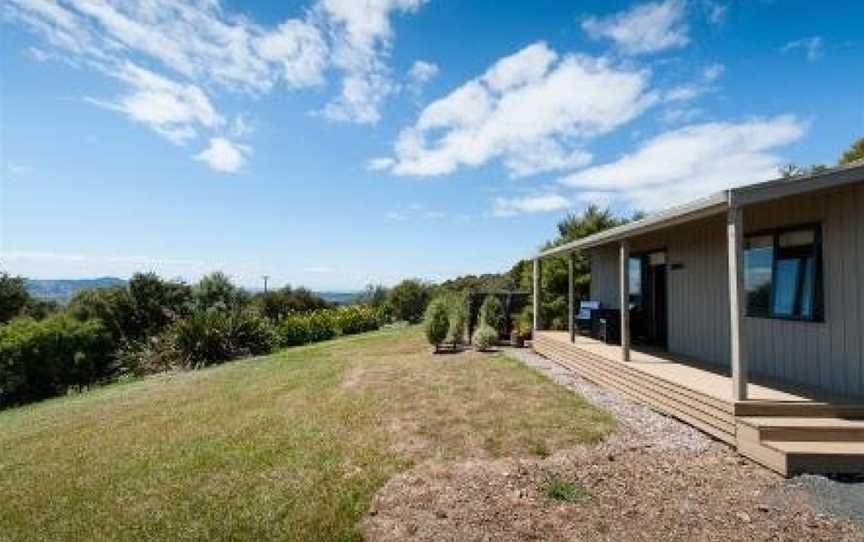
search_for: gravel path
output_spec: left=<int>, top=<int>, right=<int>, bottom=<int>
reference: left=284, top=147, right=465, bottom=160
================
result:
left=502, top=345, right=711, bottom=452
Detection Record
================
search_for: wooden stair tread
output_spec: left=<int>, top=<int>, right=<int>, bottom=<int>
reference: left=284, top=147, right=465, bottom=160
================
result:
left=738, top=417, right=864, bottom=429
left=764, top=440, right=864, bottom=455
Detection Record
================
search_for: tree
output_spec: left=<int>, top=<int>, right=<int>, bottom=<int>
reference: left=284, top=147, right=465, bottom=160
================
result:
left=388, top=279, right=431, bottom=323
left=0, top=272, right=31, bottom=323
left=359, top=284, right=389, bottom=307
left=127, top=272, right=192, bottom=337
left=193, top=271, right=248, bottom=312
left=478, top=295, right=505, bottom=335
left=423, top=299, right=450, bottom=352
left=518, top=205, right=631, bottom=329
left=839, top=137, right=864, bottom=165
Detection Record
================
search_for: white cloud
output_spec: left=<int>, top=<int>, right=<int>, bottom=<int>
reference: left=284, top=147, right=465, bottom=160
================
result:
left=560, top=115, right=807, bottom=210
left=660, top=106, right=704, bottom=125
left=317, top=0, right=427, bottom=124
left=4, top=0, right=426, bottom=144
left=87, top=62, right=223, bottom=145
left=409, top=60, right=439, bottom=84
left=782, top=36, right=824, bottom=63
left=582, top=0, right=689, bottom=55
left=492, top=193, right=571, bottom=217
left=194, top=137, right=251, bottom=173
left=702, top=1, right=727, bottom=25
left=703, top=62, right=725, bottom=82
left=407, top=59, right=439, bottom=95
left=385, top=202, right=444, bottom=221
left=377, top=42, right=652, bottom=178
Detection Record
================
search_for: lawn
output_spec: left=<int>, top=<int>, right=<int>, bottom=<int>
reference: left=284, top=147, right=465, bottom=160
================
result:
left=0, top=325, right=614, bottom=542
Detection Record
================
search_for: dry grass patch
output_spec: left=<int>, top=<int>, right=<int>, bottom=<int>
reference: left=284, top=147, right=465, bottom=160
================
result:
left=0, top=325, right=613, bottom=542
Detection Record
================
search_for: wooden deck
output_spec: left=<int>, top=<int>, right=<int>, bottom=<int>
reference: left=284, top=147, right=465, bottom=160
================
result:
left=533, top=331, right=864, bottom=476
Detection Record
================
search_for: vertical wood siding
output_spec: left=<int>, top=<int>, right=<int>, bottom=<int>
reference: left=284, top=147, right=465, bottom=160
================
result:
left=587, top=183, right=864, bottom=398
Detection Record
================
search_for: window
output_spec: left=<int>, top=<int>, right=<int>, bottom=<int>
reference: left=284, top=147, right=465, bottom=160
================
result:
left=744, top=226, right=822, bottom=321
left=629, top=257, right=642, bottom=309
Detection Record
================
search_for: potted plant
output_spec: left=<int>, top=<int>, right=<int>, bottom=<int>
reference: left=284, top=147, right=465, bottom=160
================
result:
left=510, top=326, right=524, bottom=348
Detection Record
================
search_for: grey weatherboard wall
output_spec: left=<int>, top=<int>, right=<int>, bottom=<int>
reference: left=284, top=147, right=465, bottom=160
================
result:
left=588, top=182, right=864, bottom=399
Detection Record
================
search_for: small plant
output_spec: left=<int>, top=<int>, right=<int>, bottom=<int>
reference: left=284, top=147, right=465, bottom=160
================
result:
left=541, top=474, right=588, bottom=503
left=424, top=299, right=450, bottom=352
left=447, top=299, right=467, bottom=348
left=472, top=324, right=497, bottom=352
left=478, top=295, right=505, bottom=334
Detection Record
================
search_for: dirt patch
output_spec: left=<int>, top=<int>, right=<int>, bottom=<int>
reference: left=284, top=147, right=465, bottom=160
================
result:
left=363, top=443, right=863, bottom=542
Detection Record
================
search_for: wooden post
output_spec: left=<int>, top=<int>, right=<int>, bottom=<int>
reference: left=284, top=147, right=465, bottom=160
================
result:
left=620, top=240, right=631, bottom=361
left=568, top=252, right=576, bottom=343
left=532, top=258, right=542, bottom=332
left=728, top=206, right=748, bottom=400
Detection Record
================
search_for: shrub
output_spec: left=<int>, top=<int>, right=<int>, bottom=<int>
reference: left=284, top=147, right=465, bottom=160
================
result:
left=0, top=273, right=31, bottom=323
left=447, top=300, right=467, bottom=347
left=306, top=310, right=337, bottom=343
left=253, top=287, right=329, bottom=322
left=388, top=279, right=431, bottom=323
left=0, top=314, right=113, bottom=407
left=193, top=271, right=249, bottom=312
left=170, top=310, right=276, bottom=368
left=472, top=324, right=498, bottom=352
left=333, top=305, right=381, bottom=335
left=276, top=314, right=313, bottom=347
left=478, top=296, right=505, bottom=334
left=424, top=299, right=450, bottom=351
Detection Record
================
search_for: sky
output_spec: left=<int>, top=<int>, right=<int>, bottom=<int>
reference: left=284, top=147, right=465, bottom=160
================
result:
left=1, top=0, right=862, bottom=291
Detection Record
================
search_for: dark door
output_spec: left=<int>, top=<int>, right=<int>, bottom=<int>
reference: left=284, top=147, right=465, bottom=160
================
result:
left=631, top=251, right=668, bottom=348
left=649, top=263, right=668, bottom=348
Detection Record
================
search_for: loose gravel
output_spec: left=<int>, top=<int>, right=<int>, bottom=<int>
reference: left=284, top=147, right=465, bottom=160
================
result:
left=502, top=345, right=712, bottom=452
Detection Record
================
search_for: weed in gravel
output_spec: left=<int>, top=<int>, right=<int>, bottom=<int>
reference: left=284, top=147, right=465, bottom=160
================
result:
left=541, top=474, right=589, bottom=503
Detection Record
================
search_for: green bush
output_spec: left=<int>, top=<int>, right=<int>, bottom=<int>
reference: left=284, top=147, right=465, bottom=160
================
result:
left=478, top=296, right=505, bottom=334
left=276, top=314, right=313, bottom=347
left=333, top=305, right=381, bottom=335
left=424, top=299, right=450, bottom=351
left=388, top=279, right=431, bottom=323
left=306, top=310, right=337, bottom=343
left=472, top=324, right=498, bottom=352
left=0, top=273, right=31, bottom=323
left=171, top=310, right=276, bottom=368
left=447, top=300, right=467, bottom=346
left=0, top=314, right=114, bottom=408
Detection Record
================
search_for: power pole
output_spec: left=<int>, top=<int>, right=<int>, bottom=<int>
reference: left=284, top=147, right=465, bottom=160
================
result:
left=262, top=275, right=270, bottom=293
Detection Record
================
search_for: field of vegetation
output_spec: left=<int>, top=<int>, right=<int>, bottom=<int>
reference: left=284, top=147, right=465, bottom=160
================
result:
left=0, top=325, right=614, bottom=542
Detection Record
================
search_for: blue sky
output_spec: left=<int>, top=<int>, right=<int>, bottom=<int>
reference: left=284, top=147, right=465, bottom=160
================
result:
left=1, top=0, right=862, bottom=290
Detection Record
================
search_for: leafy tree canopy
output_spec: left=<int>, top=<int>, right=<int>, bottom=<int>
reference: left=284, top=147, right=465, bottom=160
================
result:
left=839, top=136, right=864, bottom=165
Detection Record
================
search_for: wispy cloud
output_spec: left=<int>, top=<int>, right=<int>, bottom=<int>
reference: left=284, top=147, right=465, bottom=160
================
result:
left=581, top=0, right=689, bottom=55
left=492, top=193, right=571, bottom=217
left=782, top=36, right=824, bottom=62
left=373, top=41, right=652, bottom=178
left=560, top=115, right=807, bottom=210
left=2, top=0, right=428, bottom=168
left=386, top=203, right=445, bottom=221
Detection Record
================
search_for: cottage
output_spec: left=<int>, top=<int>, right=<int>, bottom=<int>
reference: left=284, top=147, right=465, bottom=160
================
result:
left=531, top=162, right=864, bottom=475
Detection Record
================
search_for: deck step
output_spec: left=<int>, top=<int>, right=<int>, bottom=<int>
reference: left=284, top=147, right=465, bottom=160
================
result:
left=737, top=417, right=864, bottom=442
left=766, top=441, right=864, bottom=475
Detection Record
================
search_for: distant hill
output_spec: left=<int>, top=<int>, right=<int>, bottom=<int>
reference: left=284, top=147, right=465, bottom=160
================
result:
left=25, top=277, right=127, bottom=302
left=315, top=291, right=362, bottom=305
left=25, top=277, right=361, bottom=305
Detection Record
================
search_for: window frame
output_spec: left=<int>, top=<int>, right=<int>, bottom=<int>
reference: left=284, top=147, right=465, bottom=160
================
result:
left=744, top=223, right=824, bottom=323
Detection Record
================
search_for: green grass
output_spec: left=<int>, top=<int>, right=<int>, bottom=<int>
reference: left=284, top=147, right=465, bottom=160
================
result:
left=0, top=326, right=614, bottom=542
left=541, top=473, right=590, bottom=503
